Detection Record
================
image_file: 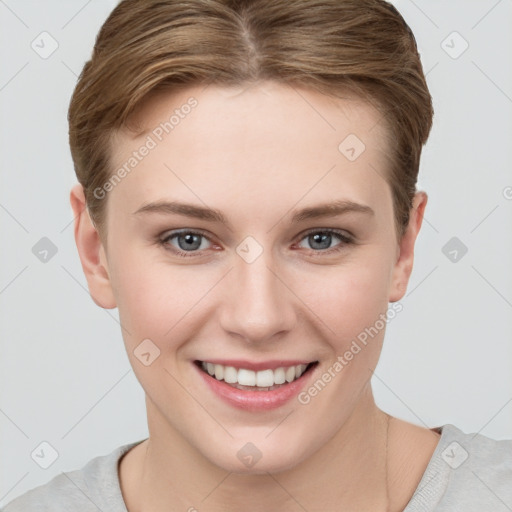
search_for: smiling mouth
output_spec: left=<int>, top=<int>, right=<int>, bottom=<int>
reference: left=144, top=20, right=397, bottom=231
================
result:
left=194, top=360, right=318, bottom=391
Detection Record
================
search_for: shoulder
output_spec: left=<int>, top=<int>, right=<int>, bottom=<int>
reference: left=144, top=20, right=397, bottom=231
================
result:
left=2, top=440, right=144, bottom=512
left=405, top=424, right=512, bottom=512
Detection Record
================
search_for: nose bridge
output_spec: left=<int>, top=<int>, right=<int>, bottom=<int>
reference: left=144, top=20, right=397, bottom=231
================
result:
left=219, top=239, right=295, bottom=343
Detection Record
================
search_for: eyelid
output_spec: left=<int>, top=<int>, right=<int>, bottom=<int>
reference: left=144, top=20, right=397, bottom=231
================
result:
left=160, top=227, right=211, bottom=240
left=297, top=227, right=354, bottom=241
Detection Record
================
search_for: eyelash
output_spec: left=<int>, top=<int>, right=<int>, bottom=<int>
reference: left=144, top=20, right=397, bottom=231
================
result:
left=158, top=228, right=354, bottom=258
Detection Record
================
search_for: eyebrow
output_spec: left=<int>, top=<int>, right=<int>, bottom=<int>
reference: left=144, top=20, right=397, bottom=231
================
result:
left=133, top=199, right=374, bottom=225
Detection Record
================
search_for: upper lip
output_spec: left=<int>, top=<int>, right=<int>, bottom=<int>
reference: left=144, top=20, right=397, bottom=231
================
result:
left=195, top=359, right=317, bottom=371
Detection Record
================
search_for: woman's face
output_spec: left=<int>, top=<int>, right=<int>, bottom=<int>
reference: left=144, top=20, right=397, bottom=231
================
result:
left=92, top=81, right=416, bottom=473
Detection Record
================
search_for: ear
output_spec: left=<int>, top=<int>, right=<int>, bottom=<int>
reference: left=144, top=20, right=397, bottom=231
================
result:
left=70, top=183, right=117, bottom=309
left=388, top=191, right=428, bottom=302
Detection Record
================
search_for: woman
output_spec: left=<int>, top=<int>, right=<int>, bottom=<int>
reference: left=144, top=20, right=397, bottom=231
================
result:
left=4, top=0, right=511, bottom=510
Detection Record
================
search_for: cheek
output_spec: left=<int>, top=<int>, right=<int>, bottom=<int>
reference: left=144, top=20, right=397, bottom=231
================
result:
left=110, top=249, right=218, bottom=348
left=293, top=251, right=394, bottom=346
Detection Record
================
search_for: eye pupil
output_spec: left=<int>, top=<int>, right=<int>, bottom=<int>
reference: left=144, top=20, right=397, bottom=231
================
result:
left=309, top=232, right=331, bottom=250
left=178, top=233, right=201, bottom=251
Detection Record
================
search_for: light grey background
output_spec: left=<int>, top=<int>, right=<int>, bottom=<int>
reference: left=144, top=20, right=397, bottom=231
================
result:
left=1, top=0, right=511, bottom=506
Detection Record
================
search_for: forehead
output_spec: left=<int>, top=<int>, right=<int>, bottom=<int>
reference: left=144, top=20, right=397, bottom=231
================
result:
left=107, top=81, right=393, bottom=224
left=121, top=81, right=386, bottom=150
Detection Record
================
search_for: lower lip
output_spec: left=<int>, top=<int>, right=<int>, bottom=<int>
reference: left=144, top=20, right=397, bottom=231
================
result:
left=194, top=363, right=316, bottom=411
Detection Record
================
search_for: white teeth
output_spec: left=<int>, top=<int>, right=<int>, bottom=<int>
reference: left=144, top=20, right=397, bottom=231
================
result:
left=273, top=367, right=286, bottom=385
left=199, top=361, right=313, bottom=387
left=295, top=364, right=307, bottom=378
left=285, top=366, right=296, bottom=383
left=214, top=364, right=224, bottom=381
left=223, top=366, right=238, bottom=383
left=256, top=369, right=274, bottom=387
left=237, top=368, right=256, bottom=386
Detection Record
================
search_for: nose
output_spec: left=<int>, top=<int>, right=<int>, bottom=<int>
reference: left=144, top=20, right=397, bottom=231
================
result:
left=218, top=247, right=297, bottom=344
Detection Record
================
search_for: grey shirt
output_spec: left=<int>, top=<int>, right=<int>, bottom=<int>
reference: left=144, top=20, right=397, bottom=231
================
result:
left=3, top=424, right=512, bottom=511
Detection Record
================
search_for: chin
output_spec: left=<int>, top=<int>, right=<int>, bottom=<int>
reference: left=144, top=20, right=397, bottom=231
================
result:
left=201, top=435, right=314, bottom=475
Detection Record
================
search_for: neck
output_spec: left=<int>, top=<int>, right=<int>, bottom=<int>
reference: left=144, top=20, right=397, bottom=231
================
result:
left=124, top=387, right=392, bottom=512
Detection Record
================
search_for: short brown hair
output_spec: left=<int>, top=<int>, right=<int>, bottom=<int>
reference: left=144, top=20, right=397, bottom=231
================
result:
left=68, top=0, right=433, bottom=238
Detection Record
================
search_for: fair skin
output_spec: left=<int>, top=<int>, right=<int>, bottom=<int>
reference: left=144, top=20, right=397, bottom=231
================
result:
left=71, top=81, right=440, bottom=512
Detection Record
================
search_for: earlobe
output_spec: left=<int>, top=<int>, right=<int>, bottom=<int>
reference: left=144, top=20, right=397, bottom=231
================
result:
left=388, top=191, right=428, bottom=303
left=70, top=183, right=117, bottom=309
